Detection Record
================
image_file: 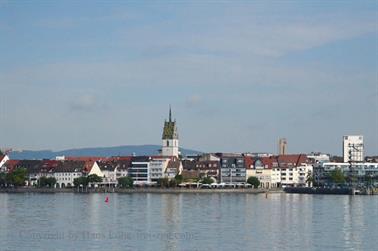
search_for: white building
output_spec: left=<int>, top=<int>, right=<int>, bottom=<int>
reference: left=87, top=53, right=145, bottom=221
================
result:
left=161, top=107, right=179, bottom=157
left=279, top=164, right=313, bottom=187
left=307, top=152, right=330, bottom=163
left=314, top=162, right=378, bottom=185
left=54, top=161, right=85, bottom=188
left=165, top=157, right=182, bottom=179
left=87, top=161, right=104, bottom=177
left=129, top=156, right=151, bottom=185
left=150, top=157, right=170, bottom=182
left=0, top=155, right=10, bottom=172
left=343, top=135, right=364, bottom=163
left=97, top=161, right=118, bottom=187
left=246, top=154, right=313, bottom=188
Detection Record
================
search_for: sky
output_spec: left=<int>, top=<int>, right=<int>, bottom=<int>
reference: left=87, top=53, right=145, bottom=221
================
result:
left=0, top=0, right=377, bottom=155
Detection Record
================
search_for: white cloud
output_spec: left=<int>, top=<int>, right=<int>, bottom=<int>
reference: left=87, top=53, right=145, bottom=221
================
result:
left=69, top=94, right=102, bottom=112
left=113, top=8, right=377, bottom=58
left=185, top=94, right=202, bottom=107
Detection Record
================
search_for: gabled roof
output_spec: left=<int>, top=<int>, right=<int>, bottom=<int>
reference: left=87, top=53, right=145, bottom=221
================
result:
left=83, top=160, right=96, bottom=173
left=41, top=160, right=60, bottom=172
left=55, top=161, right=85, bottom=173
left=14, top=160, right=44, bottom=174
left=0, top=155, right=6, bottom=163
left=244, top=156, right=254, bottom=169
left=3, top=160, right=20, bottom=172
left=277, top=154, right=308, bottom=167
left=166, top=158, right=180, bottom=171
left=97, top=161, right=118, bottom=171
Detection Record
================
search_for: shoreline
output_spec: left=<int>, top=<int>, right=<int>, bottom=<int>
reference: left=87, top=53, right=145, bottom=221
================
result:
left=1, top=187, right=376, bottom=195
left=0, top=187, right=283, bottom=194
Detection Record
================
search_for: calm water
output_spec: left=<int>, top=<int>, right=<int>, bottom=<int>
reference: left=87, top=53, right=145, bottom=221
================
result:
left=0, top=193, right=377, bottom=251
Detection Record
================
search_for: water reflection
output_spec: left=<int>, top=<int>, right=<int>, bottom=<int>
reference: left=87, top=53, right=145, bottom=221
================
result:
left=0, top=193, right=377, bottom=251
left=161, top=193, right=181, bottom=251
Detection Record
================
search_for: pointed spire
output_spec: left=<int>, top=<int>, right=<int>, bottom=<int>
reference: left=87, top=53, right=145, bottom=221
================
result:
left=169, top=104, right=172, bottom=122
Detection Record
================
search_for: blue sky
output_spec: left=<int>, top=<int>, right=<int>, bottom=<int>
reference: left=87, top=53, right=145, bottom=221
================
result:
left=0, top=0, right=377, bottom=155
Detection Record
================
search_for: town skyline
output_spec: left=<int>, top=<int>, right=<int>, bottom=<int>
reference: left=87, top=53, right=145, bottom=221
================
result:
left=0, top=1, right=377, bottom=155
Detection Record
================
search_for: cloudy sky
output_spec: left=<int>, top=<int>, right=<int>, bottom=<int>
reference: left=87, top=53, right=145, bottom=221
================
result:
left=0, top=1, right=377, bottom=155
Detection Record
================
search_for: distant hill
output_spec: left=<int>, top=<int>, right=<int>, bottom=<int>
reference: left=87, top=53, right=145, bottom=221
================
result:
left=9, top=145, right=201, bottom=160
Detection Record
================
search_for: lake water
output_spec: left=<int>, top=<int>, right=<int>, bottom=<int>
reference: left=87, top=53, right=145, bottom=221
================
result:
left=0, top=193, right=377, bottom=251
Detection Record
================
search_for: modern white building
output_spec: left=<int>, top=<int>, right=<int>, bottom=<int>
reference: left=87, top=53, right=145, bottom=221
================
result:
left=343, top=135, right=364, bottom=163
left=129, top=156, right=151, bottom=185
left=150, top=157, right=171, bottom=182
left=314, top=162, right=378, bottom=185
left=161, top=107, right=179, bottom=157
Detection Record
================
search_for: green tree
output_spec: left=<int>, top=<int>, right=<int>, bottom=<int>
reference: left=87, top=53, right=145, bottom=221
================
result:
left=38, top=176, right=48, bottom=187
left=6, top=168, right=27, bottom=187
left=169, top=178, right=177, bottom=187
left=73, top=176, right=88, bottom=187
left=174, top=174, right=183, bottom=184
left=157, top=177, right=169, bottom=188
left=38, top=176, right=56, bottom=188
left=118, top=176, right=134, bottom=188
left=306, top=172, right=314, bottom=187
left=329, top=169, right=345, bottom=184
left=201, top=176, right=214, bottom=185
left=247, top=176, right=260, bottom=188
left=0, top=172, right=6, bottom=187
left=87, top=174, right=103, bottom=183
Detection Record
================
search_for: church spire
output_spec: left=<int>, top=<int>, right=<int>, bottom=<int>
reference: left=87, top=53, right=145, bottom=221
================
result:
left=169, top=105, right=172, bottom=122
left=162, top=105, right=178, bottom=140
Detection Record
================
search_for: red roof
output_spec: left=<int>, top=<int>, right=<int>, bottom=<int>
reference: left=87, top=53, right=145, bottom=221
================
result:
left=41, top=160, right=60, bottom=171
left=4, top=160, right=20, bottom=172
left=0, top=155, right=6, bottom=162
left=83, top=160, right=96, bottom=173
left=245, top=154, right=308, bottom=170
left=277, top=154, right=308, bottom=167
left=260, top=157, right=275, bottom=169
left=244, top=156, right=254, bottom=169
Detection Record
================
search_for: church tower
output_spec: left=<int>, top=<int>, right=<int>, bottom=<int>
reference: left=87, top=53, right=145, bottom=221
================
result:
left=162, top=106, right=179, bottom=157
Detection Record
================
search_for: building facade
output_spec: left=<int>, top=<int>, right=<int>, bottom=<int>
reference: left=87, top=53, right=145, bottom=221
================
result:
left=343, top=135, right=364, bottom=163
left=129, top=156, right=151, bottom=185
left=219, top=154, right=246, bottom=183
left=54, top=161, right=85, bottom=188
left=314, top=162, right=378, bottom=186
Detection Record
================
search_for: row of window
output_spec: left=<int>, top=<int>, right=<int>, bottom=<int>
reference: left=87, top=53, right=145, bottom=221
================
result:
left=282, top=177, right=293, bottom=181
left=55, top=173, right=80, bottom=176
